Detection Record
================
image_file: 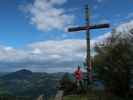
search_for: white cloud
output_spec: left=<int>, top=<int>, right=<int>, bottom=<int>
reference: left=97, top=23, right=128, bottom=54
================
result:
left=0, top=40, right=86, bottom=72
left=28, top=39, right=86, bottom=61
left=25, top=0, right=74, bottom=31
left=0, top=38, right=109, bottom=72
left=91, top=32, right=111, bottom=46
left=1, top=20, right=133, bottom=72
left=31, top=48, right=41, bottom=54
left=116, top=20, right=133, bottom=34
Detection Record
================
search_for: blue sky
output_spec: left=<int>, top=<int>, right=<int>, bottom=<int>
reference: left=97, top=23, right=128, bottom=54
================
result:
left=0, top=0, right=133, bottom=72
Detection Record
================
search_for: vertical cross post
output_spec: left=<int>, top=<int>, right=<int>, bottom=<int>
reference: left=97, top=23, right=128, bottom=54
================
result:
left=85, top=5, right=92, bottom=84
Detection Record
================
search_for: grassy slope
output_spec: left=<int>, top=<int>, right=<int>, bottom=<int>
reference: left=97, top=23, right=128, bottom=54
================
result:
left=63, top=91, right=133, bottom=100
left=64, top=95, right=133, bottom=100
left=64, top=95, right=88, bottom=100
left=63, top=90, right=102, bottom=100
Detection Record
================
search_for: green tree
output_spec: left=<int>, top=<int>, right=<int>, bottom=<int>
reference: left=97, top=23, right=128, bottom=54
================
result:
left=94, top=32, right=133, bottom=96
left=59, top=73, right=77, bottom=95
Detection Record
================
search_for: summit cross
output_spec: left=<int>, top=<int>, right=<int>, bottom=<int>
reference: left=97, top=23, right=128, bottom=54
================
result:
left=68, top=5, right=110, bottom=85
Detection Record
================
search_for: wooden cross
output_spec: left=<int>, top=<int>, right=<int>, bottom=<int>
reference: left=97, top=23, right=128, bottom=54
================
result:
left=68, top=5, right=110, bottom=84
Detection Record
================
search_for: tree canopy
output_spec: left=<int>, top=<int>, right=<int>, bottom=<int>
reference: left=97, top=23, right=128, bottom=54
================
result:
left=94, top=31, right=133, bottom=96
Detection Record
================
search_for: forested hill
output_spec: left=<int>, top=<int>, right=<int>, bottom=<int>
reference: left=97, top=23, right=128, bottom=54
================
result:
left=0, top=69, right=66, bottom=98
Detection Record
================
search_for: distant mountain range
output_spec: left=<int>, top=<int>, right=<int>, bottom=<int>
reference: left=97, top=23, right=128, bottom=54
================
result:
left=0, top=69, right=65, bottom=99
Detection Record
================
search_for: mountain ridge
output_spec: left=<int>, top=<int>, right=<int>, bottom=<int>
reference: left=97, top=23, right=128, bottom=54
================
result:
left=0, top=69, right=66, bottom=98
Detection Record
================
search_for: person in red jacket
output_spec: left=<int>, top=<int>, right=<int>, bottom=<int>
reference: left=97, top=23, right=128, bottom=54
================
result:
left=74, top=66, right=83, bottom=89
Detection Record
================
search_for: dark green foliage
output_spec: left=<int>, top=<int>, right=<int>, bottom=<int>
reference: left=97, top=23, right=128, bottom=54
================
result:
left=59, top=73, right=77, bottom=95
left=94, top=33, right=133, bottom=96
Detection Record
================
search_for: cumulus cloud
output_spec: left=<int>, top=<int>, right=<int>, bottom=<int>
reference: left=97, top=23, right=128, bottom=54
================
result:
left=1, top=20, right=133, bottom=72
left=116, top=20, right=133, bottom=34
left=28, top=39, right=86, bottom=64
left=0, top=39, right=86, bottom=72
left=0, top=36, right=111, bottom=72
left=25, top=0, right=74, bottom=31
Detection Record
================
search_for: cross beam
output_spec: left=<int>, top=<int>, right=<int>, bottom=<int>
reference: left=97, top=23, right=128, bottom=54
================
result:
left=68, top=24, right=110, bottom=32
left=68, top=5, right=110, bottom=85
